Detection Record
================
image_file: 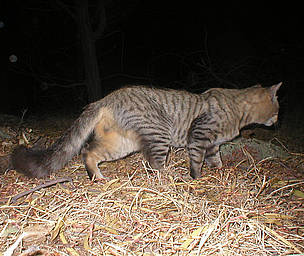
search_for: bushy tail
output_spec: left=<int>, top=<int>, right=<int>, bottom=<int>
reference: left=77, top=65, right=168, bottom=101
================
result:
left=11, top=101, right=104, bottom=178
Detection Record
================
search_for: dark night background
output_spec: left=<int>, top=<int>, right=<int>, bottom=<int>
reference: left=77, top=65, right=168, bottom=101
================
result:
left=1, top=1, right=304, bottom=144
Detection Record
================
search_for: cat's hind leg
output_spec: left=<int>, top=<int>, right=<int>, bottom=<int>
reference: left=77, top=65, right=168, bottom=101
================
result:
left=82, top=121, right=140, bottom=180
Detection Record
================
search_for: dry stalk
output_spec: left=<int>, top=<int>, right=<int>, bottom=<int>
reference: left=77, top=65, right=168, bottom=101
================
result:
left=1, top=148, right=303, bottom=255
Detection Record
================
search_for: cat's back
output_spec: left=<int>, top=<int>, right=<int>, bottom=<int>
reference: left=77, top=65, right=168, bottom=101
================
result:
left=103, top=86, right=201, bottom=110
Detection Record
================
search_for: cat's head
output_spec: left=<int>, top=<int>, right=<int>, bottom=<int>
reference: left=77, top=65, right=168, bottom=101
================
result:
left=249, top=82, right=282, bottom=126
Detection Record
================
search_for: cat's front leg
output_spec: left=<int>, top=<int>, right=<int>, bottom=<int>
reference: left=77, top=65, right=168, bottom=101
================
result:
left=187, top=133, right=208, bottom=179
left=187, top=115, right=216, bottom=179
left=205, top=145, right=222, bottom=168
left=188, top=147, right=206, bottom=179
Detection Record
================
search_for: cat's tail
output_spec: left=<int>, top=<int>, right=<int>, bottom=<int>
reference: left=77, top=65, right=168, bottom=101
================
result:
left=11, top=101, right=105, bottom=178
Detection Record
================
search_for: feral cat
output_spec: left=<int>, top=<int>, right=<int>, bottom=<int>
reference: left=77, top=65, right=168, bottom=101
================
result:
left=11, top=83, right=281, bottom=180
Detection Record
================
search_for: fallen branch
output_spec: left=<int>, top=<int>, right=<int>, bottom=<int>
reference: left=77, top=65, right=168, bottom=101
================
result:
left=10, top=177, right=73, bottom=203
left=4, top=232, right=46, bottom=256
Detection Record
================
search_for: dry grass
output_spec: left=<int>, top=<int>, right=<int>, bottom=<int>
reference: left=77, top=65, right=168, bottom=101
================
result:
left=0, top=124, right=304, bottom=255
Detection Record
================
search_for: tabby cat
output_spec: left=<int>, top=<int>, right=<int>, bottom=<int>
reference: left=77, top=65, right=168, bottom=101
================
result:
left=11, top=83, right=281, bottom=180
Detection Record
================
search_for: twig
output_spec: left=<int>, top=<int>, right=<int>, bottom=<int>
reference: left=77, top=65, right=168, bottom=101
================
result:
left=10, top=177, right=73, bottom=203
left=18, top=108, right=28, bottom=126
left=256, top=175, right=267, bottom=198
left=266, top=181, right=304, bottom=198
left=19, top=246, right=47, bottom=256
left=4, top=232, right=45, bottom=256
left=272, top=137, right=304, bottom=157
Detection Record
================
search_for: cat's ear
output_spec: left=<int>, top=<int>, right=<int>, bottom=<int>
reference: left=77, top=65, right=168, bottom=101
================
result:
left=269, top=82, right=282, bottom=97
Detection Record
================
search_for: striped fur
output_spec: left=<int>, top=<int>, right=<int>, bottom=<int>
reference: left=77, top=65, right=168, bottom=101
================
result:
left=11, top=83, right=281, bottom=179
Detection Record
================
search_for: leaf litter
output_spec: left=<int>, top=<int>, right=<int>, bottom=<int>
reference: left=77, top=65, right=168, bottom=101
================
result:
left=0, top=121, right=303, bottom=255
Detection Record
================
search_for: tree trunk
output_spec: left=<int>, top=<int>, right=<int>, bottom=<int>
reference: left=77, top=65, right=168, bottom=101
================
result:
left=77, top=0, right=103, bottom=102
